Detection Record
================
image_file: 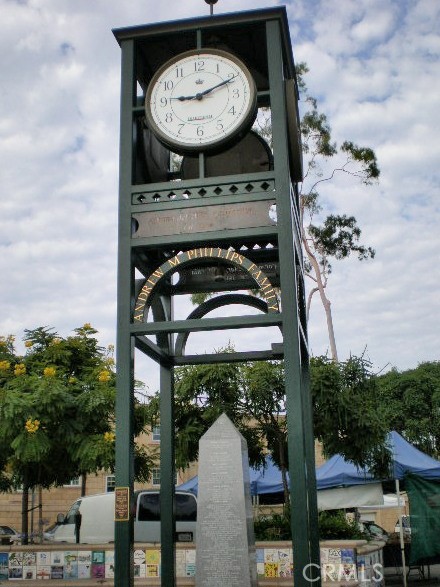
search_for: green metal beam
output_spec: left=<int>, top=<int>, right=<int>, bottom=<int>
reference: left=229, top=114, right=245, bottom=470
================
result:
left=134, top=335, right=172, bottom=367
left=160, top=364, right=176, bottom=587
left=131, top=170, right=275, bottom=200
left=266, top=18, right=320, bottom=586
left=174, top=348, right=284, bottom=365
left=113, top=7, right=294, bottom=79
left=130, top=225, right=279, bottom=251
left=115, top=36, right=135, bottom=587
left=131, top=313, right=282, bottom=336
left=114, top=38, right=136, bottom=587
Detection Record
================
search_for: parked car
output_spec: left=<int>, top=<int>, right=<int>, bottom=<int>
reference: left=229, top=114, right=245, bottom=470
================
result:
left=0, top=525, right=21, bottom=544
left=361, top=521, right=389, bottom=542
left=395, top=515, right=411, bottom=536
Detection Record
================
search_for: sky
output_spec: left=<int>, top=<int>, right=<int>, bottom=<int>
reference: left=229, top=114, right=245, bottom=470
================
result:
left=0, top=0, right=439, bottom=393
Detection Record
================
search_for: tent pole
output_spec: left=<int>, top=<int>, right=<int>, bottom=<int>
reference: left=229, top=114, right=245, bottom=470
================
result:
left=396, top=479, right=407, bottom=587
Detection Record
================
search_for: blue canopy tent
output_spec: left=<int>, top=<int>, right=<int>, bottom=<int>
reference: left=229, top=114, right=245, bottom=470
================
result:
left=178, top=432, right=440, bottom=508
left=315, top=455, right=376, bottom=489
left=316, top=431, right=440, bottom=488
left=178, top=455, right=284, bottom=496
left=178, top=454, right=383, bottom=509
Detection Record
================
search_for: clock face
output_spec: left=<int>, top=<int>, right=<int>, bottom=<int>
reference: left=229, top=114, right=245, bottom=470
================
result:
left=145, top=49, right=257, bottom=153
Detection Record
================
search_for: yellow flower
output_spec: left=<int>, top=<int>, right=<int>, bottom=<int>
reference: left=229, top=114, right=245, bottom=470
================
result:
left=83, top=323, right=92, bottom=329
left=0, top=360, right=10, bottom=372
left=98, top=370, right=111, bottom=383
left=43, top=367, right=56, bottom=378
left=104, top=431, right=115, bottom=443
left=25, top=418, right=40, bottom=434
left=24, top=340, right=33, bottom=348
left=14, top=363, right=26, bottom=376
left=68, top=377, right=77, bottom=384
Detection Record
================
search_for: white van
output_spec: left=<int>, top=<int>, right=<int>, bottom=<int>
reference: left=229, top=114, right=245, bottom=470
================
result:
left=51, top=490, right=197, bottom=544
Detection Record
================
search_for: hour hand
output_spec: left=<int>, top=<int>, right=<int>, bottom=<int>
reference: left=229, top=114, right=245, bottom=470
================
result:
left=170, top=94, right=197, bottom=101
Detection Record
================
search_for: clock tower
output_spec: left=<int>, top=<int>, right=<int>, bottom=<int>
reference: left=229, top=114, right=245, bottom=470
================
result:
left=113, top=8, right=319, bottom=586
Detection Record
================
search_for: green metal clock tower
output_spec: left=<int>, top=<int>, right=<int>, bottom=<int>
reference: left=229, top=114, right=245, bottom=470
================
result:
left=113, top=7, right=320, bottom=586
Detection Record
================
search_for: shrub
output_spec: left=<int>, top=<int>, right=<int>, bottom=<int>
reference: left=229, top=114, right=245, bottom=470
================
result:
left=318, top=510, right=366, bottom=540
left=254, top=509, right=368, bottom=541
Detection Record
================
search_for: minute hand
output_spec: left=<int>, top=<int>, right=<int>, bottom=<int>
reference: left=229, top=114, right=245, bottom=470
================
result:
left=195, top=75, right=237, bottom=100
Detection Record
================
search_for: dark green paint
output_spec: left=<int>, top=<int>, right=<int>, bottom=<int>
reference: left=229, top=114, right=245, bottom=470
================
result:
left=115, top=38, right=136, bottom=587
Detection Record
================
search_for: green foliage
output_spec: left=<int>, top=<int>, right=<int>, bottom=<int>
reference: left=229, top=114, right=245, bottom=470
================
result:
left=377, top=361, right=440, bottom=458
left=146, top=350, right=284, bottom=472
left=254, top=509, right=367, bottom=541
left=301, top=110, right=337, bottom=158
left=318, top=510, right=366, bottom=540
left=0, top=325, right=153, bottom=494
left=254, top=511, right=292, bottom=541
left=309, top=214, right=375, bottom=263
left=341, top=142, right=380, bottom=183
left=151, top=347, right=390, bottom=480
left=190, top=292, right=210, bottom=306
left=310, top=355, right=390, bottom=478
left=294, top=61, right=309, bottom=94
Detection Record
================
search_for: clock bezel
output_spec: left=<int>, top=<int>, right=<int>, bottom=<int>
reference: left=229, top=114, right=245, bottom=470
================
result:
left=144, top=48, right=257, bottom=154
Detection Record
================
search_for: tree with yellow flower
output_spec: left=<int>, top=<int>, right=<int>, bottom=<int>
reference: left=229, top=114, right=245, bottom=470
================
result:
left=0, top=325, right=154, bottom=544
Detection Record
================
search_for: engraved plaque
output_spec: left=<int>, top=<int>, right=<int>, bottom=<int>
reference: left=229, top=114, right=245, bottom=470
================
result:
left=132, top=201, right=276, bottom=238
left=114, top=487, right=130, bottom=521
left=175, top=261, right=280, bottom=291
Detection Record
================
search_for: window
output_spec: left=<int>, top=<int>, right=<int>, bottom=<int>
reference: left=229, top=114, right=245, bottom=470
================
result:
left=138, top=493, right=160, bottom=521
left=152, top=468, right=161, bottom=486
left=152, top=426, right=161, bottom=442
left=137, top=492, right=197, bottom=522
left=175, top=493, right=197, bottom=521
left=64, top=477, right=80, bottom=487
left=106, top=476, right=116, bottom=492
left=150, top=468, right=178, bottom=486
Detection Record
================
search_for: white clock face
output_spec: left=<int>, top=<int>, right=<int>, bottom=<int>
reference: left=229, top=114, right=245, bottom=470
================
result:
left=145, top=49, right=257, bottom=153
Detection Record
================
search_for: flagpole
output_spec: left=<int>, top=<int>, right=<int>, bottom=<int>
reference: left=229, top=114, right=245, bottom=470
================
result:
left=396, top=478, right=408, bottom=587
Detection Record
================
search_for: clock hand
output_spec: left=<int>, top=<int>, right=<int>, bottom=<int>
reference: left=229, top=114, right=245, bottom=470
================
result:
left=195, top=75, right=237, bottom=100
left=170, top=94, right=197, bottom=101
left=170, top=75, right=237, bottom=102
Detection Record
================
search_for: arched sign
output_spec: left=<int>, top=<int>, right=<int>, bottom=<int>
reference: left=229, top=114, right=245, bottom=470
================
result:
left=134, top=247, right=279, bottom=322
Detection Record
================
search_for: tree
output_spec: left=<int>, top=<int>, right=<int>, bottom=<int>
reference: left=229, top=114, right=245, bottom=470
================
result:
left=145, top=347, right=290, bottom=496
left=376, top=361, right=440, bottom=458
left=0, top=325, right=154, bottom=543
left=146, top=348, right=390, bottom=491
left=262, top=63, right=379, bottom=361
left=310, top=354, right=390, bottom=476
left=298, top=62, right=379, bottom=361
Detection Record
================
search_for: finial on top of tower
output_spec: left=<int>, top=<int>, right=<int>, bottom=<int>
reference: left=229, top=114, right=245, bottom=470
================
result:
left=204, top=0, right=218, bottom=16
